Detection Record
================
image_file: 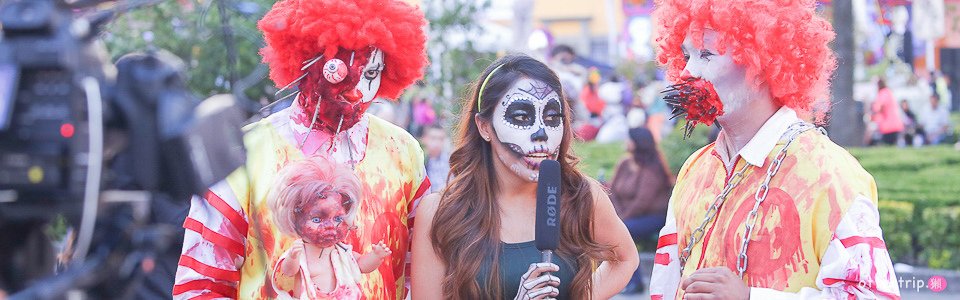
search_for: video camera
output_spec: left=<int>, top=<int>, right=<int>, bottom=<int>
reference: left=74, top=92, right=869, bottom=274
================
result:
left=0, top=0, right=247, bottom=298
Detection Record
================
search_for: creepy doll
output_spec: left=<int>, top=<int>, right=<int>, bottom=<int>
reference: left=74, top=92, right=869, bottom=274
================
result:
left=268, top=157, right=392, bottom=299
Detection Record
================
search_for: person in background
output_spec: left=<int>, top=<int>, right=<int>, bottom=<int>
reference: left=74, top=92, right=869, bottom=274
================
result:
left=934, top=72, right=952, bottom=111
left=922, top=93, right=952, bottom=145
left=872, top=79, right=905, bottom=145
left=412, top=97, right=437, bottom=137
left=596, top=77, right=629, bottom=143
left=420, top=125, right=450, bottom=193
left=580, top=68, right=606, bottom=118
left=608, top=127, right=674, bottom=294
left=548, top=44, right=589, bottom=122
left=900, top=100, right=922, bottom=147
left=641, top=81, right=674, bottom=143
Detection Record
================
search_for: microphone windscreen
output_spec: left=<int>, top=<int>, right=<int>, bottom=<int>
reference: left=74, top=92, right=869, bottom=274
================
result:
left=535, top=159, right=562, bottom=251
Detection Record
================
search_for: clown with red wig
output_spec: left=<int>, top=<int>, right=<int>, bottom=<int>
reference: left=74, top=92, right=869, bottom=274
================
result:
left=173, top=0, right=430, bottom=299
left=650, top=0, right=901, bottom=299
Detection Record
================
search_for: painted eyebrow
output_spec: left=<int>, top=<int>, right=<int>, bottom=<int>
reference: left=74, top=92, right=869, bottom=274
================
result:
left=506, top=92, right=533, bottom=100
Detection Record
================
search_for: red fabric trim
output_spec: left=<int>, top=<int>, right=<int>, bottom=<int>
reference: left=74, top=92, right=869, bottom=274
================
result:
left=839, top=236, right=885, bottom=249
left=823, top=278, right=859, bottom=286
left=178, top=255, right=241, bottom=282
left=651, top=295, right=663, bottom=300
left=173, top=279, right=237, bottom=298
left=188, top=293, right=224, bottom=300
left=204, top=190, right=248, bottom=237
left=654, top=253, right=672, bottom=265
left=412, top=176, right=431, bottom=202
left=183, top=218, right=245, bottom=257
left=657, top=233, right=678, bottom=249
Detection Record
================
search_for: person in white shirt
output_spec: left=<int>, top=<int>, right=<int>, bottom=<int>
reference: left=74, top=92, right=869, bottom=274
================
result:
left=649, top=1, right=901, bottom=299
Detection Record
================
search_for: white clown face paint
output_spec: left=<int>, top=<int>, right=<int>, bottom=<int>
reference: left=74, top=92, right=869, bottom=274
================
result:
left=357, top=48, right=384, bottom=103
left=491, top=77, right=564, bottom=182
left=681, top=30, right=751, bottom=114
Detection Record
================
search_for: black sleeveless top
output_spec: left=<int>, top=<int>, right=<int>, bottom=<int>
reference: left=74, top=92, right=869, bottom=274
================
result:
left=476, top=241, right=579, bottom=299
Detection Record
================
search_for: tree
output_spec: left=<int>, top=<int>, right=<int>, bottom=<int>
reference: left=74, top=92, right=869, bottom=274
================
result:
left=827, top=0, right=864, bottom=147
left=103, top=0, right=272, bottom=106
left=422, top=0, right=496, bottom=115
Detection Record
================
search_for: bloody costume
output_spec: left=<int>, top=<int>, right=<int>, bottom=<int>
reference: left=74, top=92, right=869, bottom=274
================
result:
left=173, top=0, right=429, bottom=299
left=650, top=0, right=901, bottom=299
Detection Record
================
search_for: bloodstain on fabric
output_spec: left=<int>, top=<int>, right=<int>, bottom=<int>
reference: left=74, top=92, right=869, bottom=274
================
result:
left=723, top=187, right=805, bottom=290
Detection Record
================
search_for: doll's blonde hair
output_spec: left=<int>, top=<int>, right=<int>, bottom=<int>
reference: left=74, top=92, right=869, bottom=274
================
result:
left=268, top=156, right=362, bottom=237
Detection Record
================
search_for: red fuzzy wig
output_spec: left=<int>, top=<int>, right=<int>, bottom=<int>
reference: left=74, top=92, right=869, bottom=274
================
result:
left=653, top=0, right=836, bottom=121
left=258, top=0, right=428, bottom=101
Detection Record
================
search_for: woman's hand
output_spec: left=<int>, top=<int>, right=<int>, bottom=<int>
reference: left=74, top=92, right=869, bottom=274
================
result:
left=513, top=262, right=561, bottom=300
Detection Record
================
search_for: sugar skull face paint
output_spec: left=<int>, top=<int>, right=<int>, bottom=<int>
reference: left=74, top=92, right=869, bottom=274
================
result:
left=293, top=192, right=354, bottom=248
left=491, top=77, right=563, bottom=181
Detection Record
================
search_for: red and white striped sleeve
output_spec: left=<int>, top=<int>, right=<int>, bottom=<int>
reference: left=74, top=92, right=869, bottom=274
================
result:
left=649, top=204, right=681, bottom=300
left=749, top=195, right=902, bottom=299
left=403, top=169, right=431, bottom=294
left=173, top=180, right=248, bottom=300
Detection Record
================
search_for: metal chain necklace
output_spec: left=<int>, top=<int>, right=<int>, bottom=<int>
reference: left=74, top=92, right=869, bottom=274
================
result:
left=678, top=122, right=817, bottom=278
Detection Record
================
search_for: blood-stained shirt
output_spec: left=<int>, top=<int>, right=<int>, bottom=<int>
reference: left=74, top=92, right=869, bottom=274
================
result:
left=173, top=105, right=430, bottom=300
left=650, top=107, right=901, bottom=300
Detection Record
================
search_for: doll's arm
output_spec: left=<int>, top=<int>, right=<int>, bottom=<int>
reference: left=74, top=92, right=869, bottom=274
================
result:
left=356, top=240, right=393, bottom=273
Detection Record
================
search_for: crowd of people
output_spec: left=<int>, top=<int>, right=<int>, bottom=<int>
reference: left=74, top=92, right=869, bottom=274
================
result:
left=867, top=73, right=955, bottom=147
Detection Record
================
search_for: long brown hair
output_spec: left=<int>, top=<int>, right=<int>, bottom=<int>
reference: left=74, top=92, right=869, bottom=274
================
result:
left=628, top=127, right=675, bottom=185
left=429, top=54, right=615, bottom=299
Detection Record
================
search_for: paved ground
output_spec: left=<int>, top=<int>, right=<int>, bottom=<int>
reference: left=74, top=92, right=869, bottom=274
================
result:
left=610, top=290, right=959, bottom=299
left=620, top=254, right=960, bottom=299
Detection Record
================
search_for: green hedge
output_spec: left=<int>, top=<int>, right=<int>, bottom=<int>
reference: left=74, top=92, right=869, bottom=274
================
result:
left=573, top=120, right=960, bottom=270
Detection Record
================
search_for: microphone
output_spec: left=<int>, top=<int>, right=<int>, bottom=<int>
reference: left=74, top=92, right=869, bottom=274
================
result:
left=535, top=159, right=562, bottom=273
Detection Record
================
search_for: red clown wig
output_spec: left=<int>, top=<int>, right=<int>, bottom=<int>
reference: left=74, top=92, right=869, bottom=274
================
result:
left=654, top=0, right=836, bottom=120
left=258, top=0, right=428, bottom=101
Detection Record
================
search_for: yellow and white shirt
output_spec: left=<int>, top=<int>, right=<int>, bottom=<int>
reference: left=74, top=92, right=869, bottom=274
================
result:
left=650, top=107, right=901, bottom=299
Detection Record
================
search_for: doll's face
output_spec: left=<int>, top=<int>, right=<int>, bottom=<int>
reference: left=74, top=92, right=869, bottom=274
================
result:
left=293, top=193, right=353, bottom=248
left=490, top=77, right=564, bottom=182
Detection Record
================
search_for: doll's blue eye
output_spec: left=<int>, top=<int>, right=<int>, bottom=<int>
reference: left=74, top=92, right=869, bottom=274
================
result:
left=334, top=216, right=344, bottom=223
left=312, top=217, right=321, bottom=223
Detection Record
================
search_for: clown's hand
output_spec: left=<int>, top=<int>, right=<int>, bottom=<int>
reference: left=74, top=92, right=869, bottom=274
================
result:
left=513, top=262, right=561, bottom=300
left=681, top=267, right=750, bottom=300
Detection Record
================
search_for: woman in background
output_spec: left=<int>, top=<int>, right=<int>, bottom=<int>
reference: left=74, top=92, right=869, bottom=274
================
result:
left=607, top=127, right=673, bottom=293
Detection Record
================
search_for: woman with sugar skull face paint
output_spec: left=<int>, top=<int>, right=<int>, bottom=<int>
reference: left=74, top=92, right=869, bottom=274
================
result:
left=492, top=77, right=566, bottom=181
left=411, top=54, right=639, bottom=300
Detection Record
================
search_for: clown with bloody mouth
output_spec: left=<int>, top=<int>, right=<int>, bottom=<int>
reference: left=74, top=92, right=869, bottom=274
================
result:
left=174, top=0, right=430, bottom=299
left=491, top=78, right=565, bottom=181
left=650, top=0, right=900, bottom=299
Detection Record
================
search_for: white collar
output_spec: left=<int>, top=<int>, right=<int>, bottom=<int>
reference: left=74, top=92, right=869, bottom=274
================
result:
left=715, top=106, right=801, bottom=168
